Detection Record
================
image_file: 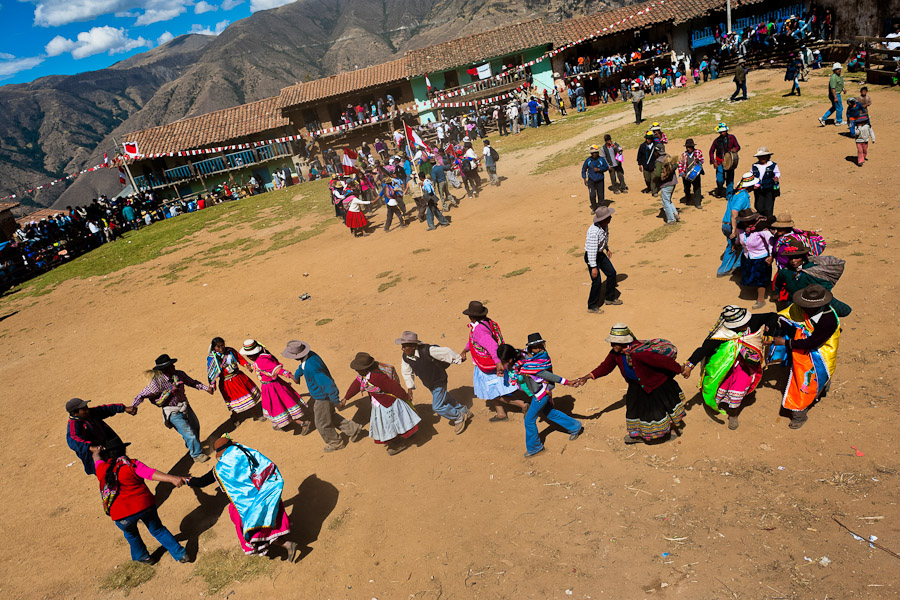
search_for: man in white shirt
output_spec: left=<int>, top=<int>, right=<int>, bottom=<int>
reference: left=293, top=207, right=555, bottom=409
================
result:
left=396, top=331, right=472, bottom=434
left=482, top=139, right=499, bottom=186
left=884, top=23, right=900, bottom=51
left=506, top=102, right=520, bottom=135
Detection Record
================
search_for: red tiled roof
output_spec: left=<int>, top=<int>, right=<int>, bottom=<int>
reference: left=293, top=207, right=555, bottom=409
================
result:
left=125, top=96, right=290, bottom=155
left=16, top=208, right=60, bottom=225
left=0, top=201, right=20, bottom=212
left=406, top=19, right=549, bottom=77
left=278, top=57, right=410, bottom=110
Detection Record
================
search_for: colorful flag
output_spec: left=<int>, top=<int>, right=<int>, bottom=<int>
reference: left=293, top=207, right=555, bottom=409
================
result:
left=122, top=142, right=140, bottom=158
left=118, top=166, right=127, bottom=185
left=405, top=123, right=431, bottom=152
left=425, top=75, right=432, bottom=90
left=342, top=147, right=358, bottom=175
left=103, top=152, right=109, bottom=168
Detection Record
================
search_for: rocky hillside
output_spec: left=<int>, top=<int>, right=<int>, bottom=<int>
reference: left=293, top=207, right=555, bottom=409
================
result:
left=0, top=0, right=620, bottom=210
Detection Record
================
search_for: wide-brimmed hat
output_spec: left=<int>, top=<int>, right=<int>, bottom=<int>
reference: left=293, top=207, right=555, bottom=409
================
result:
left=239, top=339, right=264, bottom=357
left=753, top=146, right=773, bottom=157
left=739, top=172, right=759, bottom=188
left=771, top=213, right=794, bottom=228
left=103, top=437, right=131, bottom=452
left=793, top=284, right=833, bottom=308
left=65, top=397, right=89, bottom=413
left=832, top=62, right=842, bottom=71
left=736, top=208, right=759, bottom=222
left=716, top=122, right=728, bottom=133
left=154, top=354, right=177, bottom=369
left=644, top=131, right=654, bottom=138
left=605, top=323, right=636, bottom=344
left=525, top=332, right=546, bottom=348
left=281, top=340, right=311, bottom=360
left=781, top=240, right=810, bottom=257
left=462, top=300, right=488, bottom=317
left=349, top=352, right=376, bottom=371
left=685, top=138, right=695, bottom=148
left=593, top=206, right=616, bottom=223
left=721, top=305, right=752, bottom=329
left=395, top=331, right=422, bottom=345
left=651, top=122, right=661, bottom=131
left=588, top=144, right=600, bottom=153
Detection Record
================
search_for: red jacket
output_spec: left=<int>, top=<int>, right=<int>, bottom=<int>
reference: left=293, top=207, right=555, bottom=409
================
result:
left=96, top=459, right=156, bottom=520
left=589, top=350, right=681, bottom=393
left=343, top=370, right=409, bottom=407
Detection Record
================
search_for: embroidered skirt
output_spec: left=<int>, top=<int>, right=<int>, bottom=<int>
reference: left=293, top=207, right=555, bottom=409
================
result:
left=229, top=501, right=290, bottom=556
left=625, top=378, right=686, bottom=440
left=713, top=361, right=762, bottom=409
left=369, top=399, right=421, bottom=443
left=473, top=366, right=518, bottom=400
left=345, top=211, right=368, bottom=229
left=260, top=380, right=306, bottom=429
left=220, top=373, right=261, bottom=413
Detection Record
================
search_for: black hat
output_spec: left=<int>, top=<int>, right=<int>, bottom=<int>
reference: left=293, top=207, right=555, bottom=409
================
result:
left=65, top=398, right=89, bottom=413
left=793, top=284, right=833, bottom=308
left=462, top=300, right=488, bottom=317
left=685, top=138, right=695, bottom=148
left=525, top=333, right=546, bottom=348
left=154, top=354, right=177, bottom=369
left=349, top=352, right=377, bottom=371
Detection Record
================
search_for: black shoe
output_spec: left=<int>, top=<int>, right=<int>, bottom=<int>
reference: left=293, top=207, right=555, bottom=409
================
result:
left=136, top=556, right=158, bottom=565
left=568, top=427, right=584, bottom=441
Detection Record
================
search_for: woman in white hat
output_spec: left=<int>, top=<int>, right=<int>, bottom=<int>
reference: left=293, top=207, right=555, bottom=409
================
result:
left=717, top=172, right=755, bottom=277
left=682, top=306, right=779, bottom=429
left=240, top=340, right=312, bottom=433
left=750, top=147, right=780, bottom=217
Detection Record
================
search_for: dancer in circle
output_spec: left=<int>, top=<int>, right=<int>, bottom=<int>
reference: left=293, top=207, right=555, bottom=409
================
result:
left=239, top=340, right=312, bottom=433
left=207, top=337, right=262, bottom=425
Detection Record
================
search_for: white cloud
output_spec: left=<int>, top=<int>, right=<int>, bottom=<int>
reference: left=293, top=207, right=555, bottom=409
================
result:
left=195, top=0, right=217, bottom=13
left=157, top=31, right=175, bottom=44
left=250, top=0, right=295, bottom=12
left=134, top=1, right=188, bottom=26
left=44, top=26, right=151, bottom=60
left=0, top=55, right=45, bottom=79
left=221, top=0, right=243, bottom=9
left=0, top=52, right=16, bottom=60
left=190, top=18, right=228, bottom=35
left=30, top=0, right=191, bottom=27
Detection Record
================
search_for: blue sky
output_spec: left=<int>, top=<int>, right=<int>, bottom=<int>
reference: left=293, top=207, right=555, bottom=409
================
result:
left=0, top=0, right=297, bottom=85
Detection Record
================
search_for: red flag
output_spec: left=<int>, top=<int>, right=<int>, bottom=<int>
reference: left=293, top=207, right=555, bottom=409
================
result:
left=342, top=147, right=358, bottom=175
left=405, top=123, right=431, bottom=152
left=466, top=67, right=478, bottom=76
left=122, top=142, right=139, bottom=158
left=103, top=152, right=109, bottom=168
left=425, top=74, right=432, bottom=90
left=118, top=166, right=127, bottom=185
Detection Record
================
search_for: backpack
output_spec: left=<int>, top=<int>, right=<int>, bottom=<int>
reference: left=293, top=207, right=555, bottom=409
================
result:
left=801, top=255, right=844, bottom=285
left=461, top=158, right=474, bottom=173
left=489, top=147, right=500, bottom=162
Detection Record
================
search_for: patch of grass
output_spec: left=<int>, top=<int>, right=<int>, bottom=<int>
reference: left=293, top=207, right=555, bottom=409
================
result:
left=468, top=263, right=480, bottom=269
left=375, top=270, right=393, bottom=279
left=642, top=208, right=659, bottom=216
left=503, top=267, right=531, bottom=278
left=378, top=276, right=402, bottom=292
left=412, top=248, right=430, bottom=254
left=638, top=223, right=681, bottom=243
left=328, top=508, right=351, bottom=531
left=191, top=548, right=274, bottom=595
left=491, top=237, right=501, bottom=242
left=684, top=253, right=694, bottom=257
left=850, top=251, right=865, bottom=256
left=504, top=235, right=516, bottom=240
left=99, top=562, right=155, bottom=596
left=315, top=318, right=333, bottom=326
left=638, top=259, right=652, bottom=265
left=566, top=245, right=579, bottom=254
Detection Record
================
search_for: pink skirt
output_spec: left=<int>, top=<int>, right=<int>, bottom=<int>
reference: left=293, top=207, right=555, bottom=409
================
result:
left=714, top=361, right=762, bottom=409
left=229, top=501, right=290, bottom=556
left=260, top=380, right=306, bottom=428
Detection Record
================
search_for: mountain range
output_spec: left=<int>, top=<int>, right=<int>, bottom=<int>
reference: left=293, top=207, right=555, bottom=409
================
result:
left=0, top=0, right=622, bottom=211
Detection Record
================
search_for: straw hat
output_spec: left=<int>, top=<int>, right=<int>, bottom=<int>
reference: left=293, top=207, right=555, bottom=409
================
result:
left=721, top=305, right=752, bottom=329
left=793, top=284, right=833, bottom=308
left=771, top=213, right=794, bottom=228
left=738, top=172, right=759, bottom=188
left=605, top=323, right=636, bottom=344
left=239, top=339, right=264, bottom=357
left=753, top=146, right=773, bottom=157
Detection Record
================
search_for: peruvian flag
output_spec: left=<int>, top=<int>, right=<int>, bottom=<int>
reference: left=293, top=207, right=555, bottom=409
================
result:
left=118, top=165, right=127, bottom=185
left=405, top=123, right=431, bottom=152
left=103, top=152, right=109, bottom=168
left=342, top=147, right=358, bottom=174
left=122, top=142, right=140, bottom=158
left=425, top=74, right=432, bottom=90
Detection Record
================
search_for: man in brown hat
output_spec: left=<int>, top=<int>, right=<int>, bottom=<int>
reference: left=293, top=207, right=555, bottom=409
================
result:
left=677, top=139, right=704, bottom=208
left=396, top=331, right=472, bottom=434
left=584, top=206, right=622, bottom=313
left=284, top=341, right=364, bottom=453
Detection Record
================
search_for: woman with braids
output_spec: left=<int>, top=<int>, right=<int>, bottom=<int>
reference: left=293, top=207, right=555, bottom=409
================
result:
left=92, top=438, right=189, bottom=564
left=497, top=333, right=582, bottom=458
left=681, top=306, right=778, bottom=430
left=574, top=323, right=685, bottom=444
left=187, top=437, right=297, bottom=561
left=206, top=337, right=262, bottom=425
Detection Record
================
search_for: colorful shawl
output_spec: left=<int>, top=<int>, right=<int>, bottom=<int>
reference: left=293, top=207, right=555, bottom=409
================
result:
left=621, top=338, right=678, bottom=369
left=207, top=346, right=243, bottom=384
left=508, top=351, right=553, bottom=400
left=467, top=319, right=504, bottom=372
left=214, top=444, right=284, bottom=542
left=778, top=304, right=840, bottom=411
left=699, top=327, right=765, bottom=413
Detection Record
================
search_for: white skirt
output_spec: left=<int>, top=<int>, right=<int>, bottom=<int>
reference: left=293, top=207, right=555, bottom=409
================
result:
left=473, top=366, right=518, bottom=400
left=369, top=398, right=421, bottom=442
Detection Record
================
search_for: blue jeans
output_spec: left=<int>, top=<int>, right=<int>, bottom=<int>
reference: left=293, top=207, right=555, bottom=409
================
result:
left=430, top=386, right=464, bottom=421
left=114, top=505, right=186, bottom=562
left=848, top=120, right=856, bottom=137
left=425, top=204, right=449, bottom=228
left=823, top=93, right=842, bottom=124
left=168, top=405, right=202, bottom=458
left=718, top=223, right=741, bottom=276
left=525, top=393, right=581, bottom=454
left=716, top=164, right=735, bottom=197
left=576, top=96, right=585, bottom=112
left=660, top=185, right=677, bottom=223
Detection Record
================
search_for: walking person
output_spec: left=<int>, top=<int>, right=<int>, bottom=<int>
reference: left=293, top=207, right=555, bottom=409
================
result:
left=340, top=352, right=421, bottom=456
left=677, top=139, right=704, bottom=208
left=631, top=82, right=645, bottom=124
left=66, top=397, right=136, bottom=475
left=573, top=324, right=685, bottom=444
left=132, top=354, right=214, bottom=463
left=459, top=301, right=527, bottom=421
left=482, top=140, right=500, bottom=187
left=430, top=160, right=457, bottom=212
left=786, top=53, right=802, bottom=95
left=730, top=59, right=748, bottom=101
left=818, top=63, right=844, bottom=127
left=581, top=145, right=609, bottom=210
left=283, top=340, right=364, bottom=453
left=420, top=173, right=450, bottom=230
left=736, top=209, right=773, bottom=309
left=709, top=122, right=741, bottom=199
left=93, top=439, right=189, bottom=564
left=206, top=337, right=263, bottom=425
left=749, top=147, right=780, bottom=217
left=657, top=147, right=680, bottom=225
left=584, top=206, right=621, bottom=314
left=636, top=132, right=659, bottom=195
left=381, top=177, right=407, bottom=232
left=497, top=338, right=582, bottom=458
left=847, top=97, right=874, bottom=166
left=601, top=134, right=628, bottom=194
left=239, top=340, right=312, bottom=433
left=396, top=331, right=473, bottom=434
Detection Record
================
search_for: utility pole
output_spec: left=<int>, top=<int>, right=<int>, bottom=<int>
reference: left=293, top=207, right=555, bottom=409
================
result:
left=726, top=0, right=732, bottom=34
left=113, top=137, right=140, bottom=194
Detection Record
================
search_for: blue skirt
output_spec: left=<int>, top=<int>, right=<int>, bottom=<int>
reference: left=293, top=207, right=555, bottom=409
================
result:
left=740, top=256, right=772, bottom=288
left=473, top=366, right=518, bottom=400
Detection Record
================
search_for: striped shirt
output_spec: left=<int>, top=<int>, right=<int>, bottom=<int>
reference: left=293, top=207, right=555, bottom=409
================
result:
left=677, top=149, right=704, bottom=175
left=132, top=370, right=210, bottom=407
left=584, top=224, right=609, bottom=267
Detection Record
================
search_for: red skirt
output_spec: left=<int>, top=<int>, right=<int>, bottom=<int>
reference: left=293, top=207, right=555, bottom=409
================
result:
left=220, top=373, right=261, bottom=413
left=345, top=211, right=368, bottom=229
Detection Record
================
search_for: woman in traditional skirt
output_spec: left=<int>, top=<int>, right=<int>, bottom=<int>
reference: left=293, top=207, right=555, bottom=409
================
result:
left=239, top=339, right=312, bottom=433
left=339, top=352, right=421, bottom=455
left=207, top=337, right=263, bottom=424
left=458, top=300, right=526, bottom=422
left=736, top=208, right=774, bottom=309
left=187, top=437, right=297, bottom=561
left=574, top=323, right=685, bottom=444
left=344, top=192, right=371, bottom=237
left=681, top=306, right=778, bottom=430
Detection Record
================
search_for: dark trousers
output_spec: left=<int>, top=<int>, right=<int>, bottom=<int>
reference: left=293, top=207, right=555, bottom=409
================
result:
left=754, top=188, right=776, bottom=217
left=498, top=121, right=508, bottom=136
left=608, top=165, right=627, bottom=190
left=730, top=81, right=747, bottom=101
left=384, top=204, right=404, bottom=230
left=683, top=175, right=701, bottom=205
left=585, top=251, right=618, bottom=309
left=586, top=178, right=605, bottom=209
left=633, top=100, right=643, bottom=124
left=642, top=167, right=656, bottom=193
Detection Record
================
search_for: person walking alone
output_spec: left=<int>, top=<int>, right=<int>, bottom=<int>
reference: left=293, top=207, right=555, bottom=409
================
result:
left=581, top=145, right=610, bottom=210
left=749, top=147, right=780, bottom=217
left=730, top=59, right=748, bottom=102
left=847, top=97, right=874, bottom=166
left=584, top=206, right=621, bottom=313
left=482, top=140, right=500, bottom=187
left=631, top=82, right=645, bottom=124
left=818, top=63, right=844, bottom=126
left=636, top=132, right=659, bottom=195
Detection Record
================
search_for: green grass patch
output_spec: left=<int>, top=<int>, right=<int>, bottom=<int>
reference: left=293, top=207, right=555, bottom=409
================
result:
left=504, top=235, right=516, bottom=240
left=99, top=562, right=155, bottom=596
left=191, top=548, right=274, bottom=595
left=315, top=318, right=333, bottom=326
left=378, top=276, right=402, bottom=292
left=850, top=251, right=865, bottom=257
left=642, top=208, right=659, bottom=216
left=412, top=248, right=430, bottom=254
left=328, top=508, right=351, bottom=531
left=503, top=267, right=531, bottom=278
left=638, top=223, right=681, bottom=243
left=375, top=270, right=393, bottom=279
left=468, top=263, right=480, bottom=269
left=566, top=245, right=579, bottom=254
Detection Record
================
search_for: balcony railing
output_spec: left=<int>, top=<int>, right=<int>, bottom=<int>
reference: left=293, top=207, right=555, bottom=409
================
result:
left=428, top=71, right=526, bottom=101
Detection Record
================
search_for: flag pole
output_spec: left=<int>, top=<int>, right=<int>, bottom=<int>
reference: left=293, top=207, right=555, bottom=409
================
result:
left=113, top=137, right=140, bottom=193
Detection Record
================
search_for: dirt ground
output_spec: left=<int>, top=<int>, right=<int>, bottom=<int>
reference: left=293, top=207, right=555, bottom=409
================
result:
left=3, top=70, right=900, bottom=600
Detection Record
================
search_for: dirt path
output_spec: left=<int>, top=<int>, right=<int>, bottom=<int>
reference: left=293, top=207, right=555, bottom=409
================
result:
left=3, top=72, right=900, bottom=600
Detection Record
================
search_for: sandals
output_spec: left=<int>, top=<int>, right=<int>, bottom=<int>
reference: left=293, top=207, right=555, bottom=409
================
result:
left=489, top=415, right=509, bottom=422
left=623, top=435, right=643, bottom=445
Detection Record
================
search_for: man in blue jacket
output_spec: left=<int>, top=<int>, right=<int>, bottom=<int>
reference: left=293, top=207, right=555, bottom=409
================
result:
left=581, top=145, right=609, bottom=210
left=66, top=397, right=136, bottom=474
left=284, top=340, right=364, bottom=452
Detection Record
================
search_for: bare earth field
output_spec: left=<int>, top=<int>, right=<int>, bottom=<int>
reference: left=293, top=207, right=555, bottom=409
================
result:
left=3, top=70, right=900, bottom=600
